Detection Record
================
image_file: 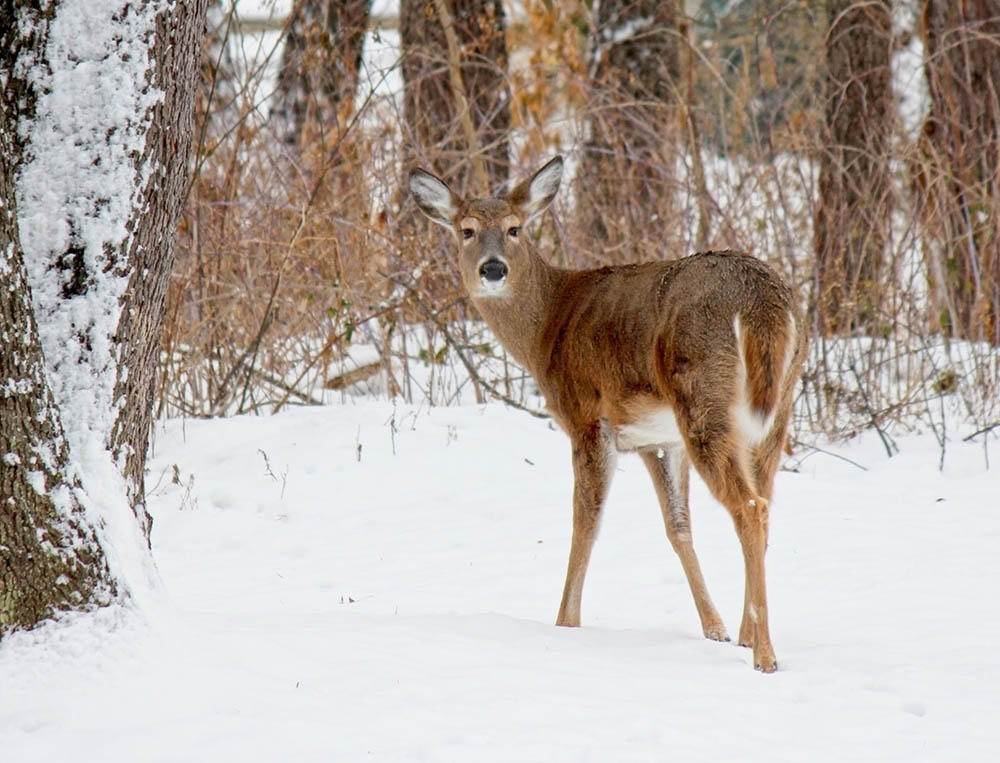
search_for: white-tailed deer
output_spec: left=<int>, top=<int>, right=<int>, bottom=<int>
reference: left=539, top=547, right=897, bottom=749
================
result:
left=409, top=157, right=806, bottom=672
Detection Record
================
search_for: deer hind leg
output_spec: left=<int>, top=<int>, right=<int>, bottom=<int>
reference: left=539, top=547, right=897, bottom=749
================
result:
left=640, top=447, right=728, bottom=642
left=556, top=422, right=615, bottom=628
left=677, top=409, right=777, bottom=672
left=738, top=405, right=792, bottom=647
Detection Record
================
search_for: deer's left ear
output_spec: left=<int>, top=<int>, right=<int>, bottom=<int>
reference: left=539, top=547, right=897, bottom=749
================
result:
left=507, top=156, right=563, bottom=222
left=409, top=168, right=460, bottom=228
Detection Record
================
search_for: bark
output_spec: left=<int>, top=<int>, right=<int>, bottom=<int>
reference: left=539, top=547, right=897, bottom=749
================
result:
left=814, top=0, right=894, bottom=335
left=401, top=0, right=510, bottom=195
left=110, top=0, right=209, bottom=535
left=576, top=0, right=682, bottom=255
left=920, top=0, right=1000, bottom=344
left=0, top=0, right=114, bottom=637
left=271, top=0, right=372, bottom=148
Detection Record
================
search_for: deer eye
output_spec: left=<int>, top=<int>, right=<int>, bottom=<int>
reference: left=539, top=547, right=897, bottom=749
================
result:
left=462, top=228, right=474, bottom=240
left=507, top=226, right=520, bottom=238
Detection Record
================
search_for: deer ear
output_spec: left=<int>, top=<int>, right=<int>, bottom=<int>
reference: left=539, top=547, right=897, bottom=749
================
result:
left=409, top=168, right=460, bottom=227
left=507, top=156, right=563, bottom=222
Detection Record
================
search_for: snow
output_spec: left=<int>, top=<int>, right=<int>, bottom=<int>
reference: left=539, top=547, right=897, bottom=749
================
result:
left=15, top=0, right=167, bottom=606
left=2, top=400, right=998, bottom=760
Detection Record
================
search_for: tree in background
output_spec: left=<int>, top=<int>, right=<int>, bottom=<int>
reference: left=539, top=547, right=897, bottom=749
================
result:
left=575, top=0, right=682, bottom=259
left=0, top=0, right=207, bottom=636
left=814, top=0, right=894, bottom=335
left=271, top=0, right=372, bottom=149
left=919, top=0, right=1000, bottom=344
left=401, top=0, right=511, bottom=195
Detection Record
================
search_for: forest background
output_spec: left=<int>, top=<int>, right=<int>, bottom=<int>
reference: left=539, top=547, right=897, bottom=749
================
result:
left=167, top=0, right=1000, bottom=445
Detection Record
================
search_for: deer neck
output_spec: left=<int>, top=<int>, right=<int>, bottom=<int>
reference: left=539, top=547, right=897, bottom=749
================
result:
left=470, top=253, right=564, bottom=375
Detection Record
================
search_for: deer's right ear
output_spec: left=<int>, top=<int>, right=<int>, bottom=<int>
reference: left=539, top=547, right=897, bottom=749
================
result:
left=507, top=156, right=563, bottom=222
left=409, top=168, right=459, bottom=228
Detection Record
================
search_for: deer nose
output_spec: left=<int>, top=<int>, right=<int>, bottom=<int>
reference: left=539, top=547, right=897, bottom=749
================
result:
left=479, top=259, right=508, bottom=282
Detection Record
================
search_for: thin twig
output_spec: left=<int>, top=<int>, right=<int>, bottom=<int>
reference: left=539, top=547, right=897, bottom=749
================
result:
left=788, top=438, right=869, bottom=471
left=963, top=421, right=1000, bottom=442
left=236, top=270, right=280, bottom=413
left=850, top=363, right=897, bottom=458
left=380, top=272, right=549, bottom=420
left=270, top=302, right=402, bottom=415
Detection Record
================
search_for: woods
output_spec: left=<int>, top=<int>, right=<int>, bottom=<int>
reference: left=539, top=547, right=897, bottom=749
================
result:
left=165, top=1, right=997, bottom=433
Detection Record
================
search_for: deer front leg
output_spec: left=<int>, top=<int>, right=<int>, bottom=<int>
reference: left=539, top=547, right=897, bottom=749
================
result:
left=738, top=576, right=754, bottom=648
left=556, top=422, right=615, bottom=627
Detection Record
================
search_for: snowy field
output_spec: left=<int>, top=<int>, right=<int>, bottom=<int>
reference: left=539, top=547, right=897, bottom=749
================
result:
left=1, top=400, right=998, bottom=761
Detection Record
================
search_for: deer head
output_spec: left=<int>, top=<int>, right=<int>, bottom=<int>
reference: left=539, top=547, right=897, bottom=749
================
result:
left=408, top=157, right=563, bottom=300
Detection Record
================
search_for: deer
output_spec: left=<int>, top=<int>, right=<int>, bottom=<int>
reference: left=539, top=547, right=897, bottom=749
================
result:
left=408, top=156, right=806, bottom=672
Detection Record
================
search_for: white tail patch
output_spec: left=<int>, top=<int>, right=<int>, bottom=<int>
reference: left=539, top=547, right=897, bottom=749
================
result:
left=731, top=312, right=796, bottom=446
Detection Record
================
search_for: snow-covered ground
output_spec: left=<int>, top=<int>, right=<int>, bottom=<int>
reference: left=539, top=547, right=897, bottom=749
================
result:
left=1, top=400, right=998, bottom=761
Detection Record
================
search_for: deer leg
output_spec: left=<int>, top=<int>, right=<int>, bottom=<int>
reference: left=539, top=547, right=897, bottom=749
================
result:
left=732, top=499, right=774, bottom=672
left=679, top=414, right=777, bottom=672
left=737, top=462, right=777, bottom=648
left=640, top=447, right=728, bottom=642
left=739, top=406, right=792, bottom=647
left=556, top=422, right=614, bottom=628
left=738, top=576, right=753, bottom=648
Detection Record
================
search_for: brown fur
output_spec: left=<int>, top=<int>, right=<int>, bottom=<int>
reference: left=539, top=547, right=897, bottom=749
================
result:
left=409, top=158, right=807, bottom=672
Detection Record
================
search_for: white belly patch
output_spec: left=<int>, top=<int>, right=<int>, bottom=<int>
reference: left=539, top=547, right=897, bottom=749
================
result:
left=615, top=407, right=683, bottom=451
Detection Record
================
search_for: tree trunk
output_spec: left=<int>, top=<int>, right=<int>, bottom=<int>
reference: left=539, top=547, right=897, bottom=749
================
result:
left=576, top=0, right=682, bottom=259
left=110, top=0, right=210, bottom=533
left=920, top=0, right=1000, bottom=344
left=1, top=1, right=115, bottom=636
left=401, top=0, right=510, bottom=195
left=2, top=0, right=207, bottom=636
left=814, top=0, right=894, bottom=335
left=271, top=0, right=372, bottom=148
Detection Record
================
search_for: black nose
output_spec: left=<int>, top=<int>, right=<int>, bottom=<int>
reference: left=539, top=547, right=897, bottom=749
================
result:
left=479, top=259, right=509, bottom=282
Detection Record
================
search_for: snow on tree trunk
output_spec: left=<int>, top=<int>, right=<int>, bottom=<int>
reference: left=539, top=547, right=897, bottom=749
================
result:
left=0, top=182, right=116, bottom=635
left=1, top=0, right=115, bottom=636
left=1, top=0, right=207, bottom=634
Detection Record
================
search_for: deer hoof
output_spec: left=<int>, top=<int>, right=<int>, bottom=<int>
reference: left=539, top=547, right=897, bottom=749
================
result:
left=703, top=622, right=730, bottom=642
left=754, top=648, right=778, bottom=673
